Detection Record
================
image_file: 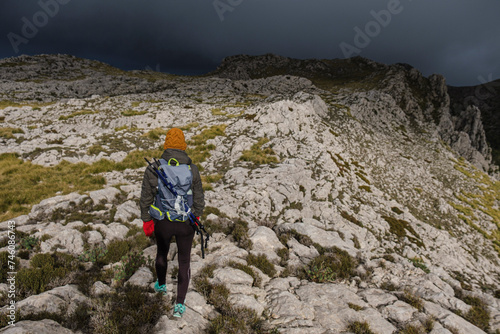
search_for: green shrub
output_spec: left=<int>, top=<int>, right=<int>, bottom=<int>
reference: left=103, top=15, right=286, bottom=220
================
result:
left=31, top=253, right=55, bottom=268
left=18, top=249, right=30, bottom=260
left=347, top=321, right=375, bottom=334
left=400, top=289, right=424, bottom=311
left=19, top=235, right=40, bottom=250
left=103, top=240, right=130, bottom=264
left=75, top=264, right=111, bottom=296
left=246, top=253, right=276, bottom=278
left=303, top=247, right=356, bottom=283
left=391, top=207, right=404, bottom=215
left=125, top=225, right=142, bottom=238
left=462, top=296, right=490, bottom=331
left=278, top=229, right=314, bottom=247
left=208, top=306, right=262, bottom=334
left=383, top=254, right=395, bottom=262
left=91, top=285, right=166, bottom=334
left=16, top=252, right=76, bottom=297
left=348, top=303, right=363, bottom=311
left=79, top=246, right=108, bottom=263
left=398, top=324, right=426, bottom=334
left=422, top=317, right=435, bottom=332
left=129, top=233, right=151, bottom=251
left=224, top=219, right=252, bottom=249
left=383, top=216, right=425, bottom=248
left=409, top=257, right=430, bottom=274
left=114, top=251, right=146, bottom=282
left=277, top=248, right=289, bottom=267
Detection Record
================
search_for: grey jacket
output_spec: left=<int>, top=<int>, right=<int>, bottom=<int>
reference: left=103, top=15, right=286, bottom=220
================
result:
left=140, top=149, right=205, bottom=221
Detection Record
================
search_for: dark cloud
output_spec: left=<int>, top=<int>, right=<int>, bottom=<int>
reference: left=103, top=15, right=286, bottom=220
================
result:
left=0, top=0, right=499, bottom=85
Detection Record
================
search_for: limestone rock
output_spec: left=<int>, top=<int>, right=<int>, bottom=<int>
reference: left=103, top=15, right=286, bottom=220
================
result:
left=91, top=281, right=112, bottom=297
left=0, top=319, right=75, bottom=334
left=40, top=229, right=84, bottom=255
left=15, top=285, right=88, bottom=317
left=114, top=200, right=140, bottom=222
left=88, top=187, right=121, bottom=204
left=127, top=266, right=154, bottom=288
left=249, top=226, right=284, bottom=263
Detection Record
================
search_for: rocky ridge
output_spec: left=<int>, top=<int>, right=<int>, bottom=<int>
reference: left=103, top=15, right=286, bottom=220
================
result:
left=0, top=54, right=499, bottom=333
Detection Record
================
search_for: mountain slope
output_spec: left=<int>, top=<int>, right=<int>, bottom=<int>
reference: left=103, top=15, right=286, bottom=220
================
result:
left=0, top=54, right=499, bottom=333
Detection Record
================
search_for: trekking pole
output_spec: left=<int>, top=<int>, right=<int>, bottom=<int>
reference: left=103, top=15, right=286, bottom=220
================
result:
left=145, top=158, right=209, bottom=258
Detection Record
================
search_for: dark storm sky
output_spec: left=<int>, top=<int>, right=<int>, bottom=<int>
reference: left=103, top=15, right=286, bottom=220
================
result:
left=0, top=0, right=499, bottom=86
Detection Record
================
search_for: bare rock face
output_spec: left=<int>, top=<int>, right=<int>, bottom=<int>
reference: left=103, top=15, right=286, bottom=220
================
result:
left=0, top=54, right=499, bottom=334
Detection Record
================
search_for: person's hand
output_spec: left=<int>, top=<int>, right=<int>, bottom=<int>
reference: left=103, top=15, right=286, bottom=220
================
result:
left=143, top=220, right=154, bottom=237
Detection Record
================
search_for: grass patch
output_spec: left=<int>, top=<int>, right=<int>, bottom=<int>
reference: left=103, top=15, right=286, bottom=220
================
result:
left=186, top=124, right=227, bottom=169
left=0, top=127, right=24, bottom=139
left=59, top=110, right=98, bottom=121
left=0, top=147, right=163, bottom=221
left=87, top=144, right=106, bottom=155
left=202, top=174, right=223, bottom=191
left=0, top=100, right=55, bottom=110
left=450, top=160, right=500, bottom=254
left=355, top=171, right=370, bottom=184
left=240, top=137, right=279, bottom=165
left=348, top=303, right=363, bottom=311
left=179, top=122, right=200, bottom=131
left=341, top=211, right=364, bottom=227
left=143, top=127, right=167, bottom=140
left=121, top=109, right=147, bottom=117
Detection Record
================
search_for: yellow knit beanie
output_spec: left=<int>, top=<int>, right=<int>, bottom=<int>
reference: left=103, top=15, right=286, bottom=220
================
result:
left=163, top=128, right=187, bottom=151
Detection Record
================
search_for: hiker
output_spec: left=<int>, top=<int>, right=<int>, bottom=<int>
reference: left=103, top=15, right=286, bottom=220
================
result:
left=140, top=127, right=205, bottom=318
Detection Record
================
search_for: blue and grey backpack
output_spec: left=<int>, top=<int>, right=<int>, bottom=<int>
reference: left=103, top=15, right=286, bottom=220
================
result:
left=149, top=158, right=193, bottom=222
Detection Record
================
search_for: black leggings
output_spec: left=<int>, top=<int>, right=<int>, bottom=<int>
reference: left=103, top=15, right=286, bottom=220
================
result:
left=154, top=219, right=195, bottom=304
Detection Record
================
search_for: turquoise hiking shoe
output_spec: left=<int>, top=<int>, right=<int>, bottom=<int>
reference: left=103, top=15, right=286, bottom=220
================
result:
left=173, top=303, right=186, bottom=318
left=154, top=281, right=167, bottom=295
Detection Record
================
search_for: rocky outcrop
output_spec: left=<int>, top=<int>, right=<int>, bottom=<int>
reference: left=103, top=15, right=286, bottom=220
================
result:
left=214, top=54, right=497, bottom=172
